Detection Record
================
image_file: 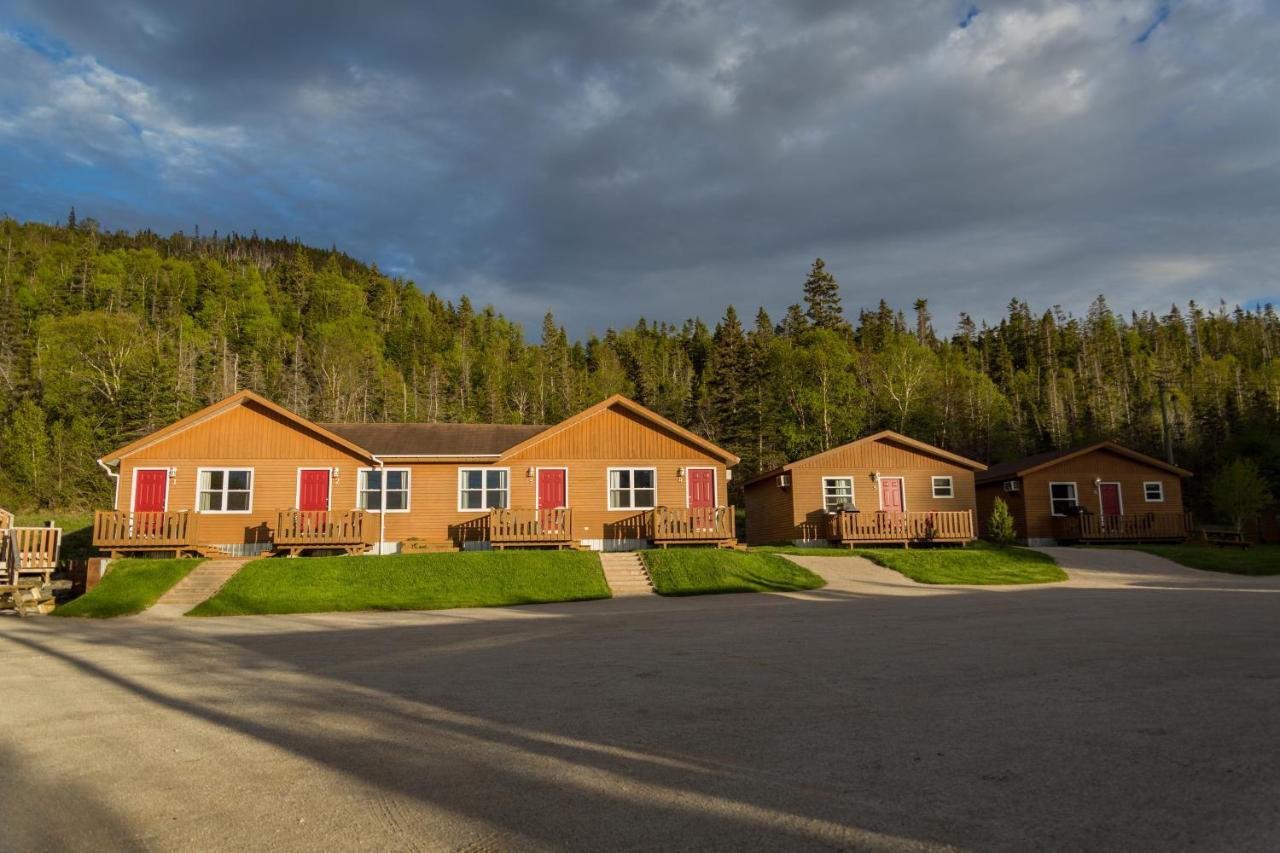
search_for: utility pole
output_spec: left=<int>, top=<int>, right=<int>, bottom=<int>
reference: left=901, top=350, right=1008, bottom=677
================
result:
left=1157, top=378, right=1174, bottom=465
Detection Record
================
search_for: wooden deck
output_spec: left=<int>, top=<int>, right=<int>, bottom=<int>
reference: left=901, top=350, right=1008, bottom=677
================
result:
left=93, top=510, right=211, bottom=558
left=1053, top=512, right=1191, bottom=543
left=274, top=510, right=371, bottom=556
left=827, top=510, right=975, bottom=546
left=651, top=506, right=738, bottom=547
left=488, top=508, right=576, bottom=549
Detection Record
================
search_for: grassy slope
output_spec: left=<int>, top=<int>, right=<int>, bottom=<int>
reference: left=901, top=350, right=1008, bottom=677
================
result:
left=643, top=549, right=825, bottom=596
left=756, top=542, right=1067, bottom=585
left=53, top=558, right=202, bottom=618
left=1116, top=543, right=1280, bottom=576
left=189, top=550, right=611, bottom=616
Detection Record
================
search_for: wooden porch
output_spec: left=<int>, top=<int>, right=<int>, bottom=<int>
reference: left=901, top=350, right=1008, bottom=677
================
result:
left=1052, top=512, right=1191, bottom=543
left=488, top=508, right=577, bottom=549
left=826, top=510, right=975, bottom=546
left=93, top=511, right=213, bottom=558
left=273, top=510, right=371, bottom=556
left=650, top=506, right=738, bottom=548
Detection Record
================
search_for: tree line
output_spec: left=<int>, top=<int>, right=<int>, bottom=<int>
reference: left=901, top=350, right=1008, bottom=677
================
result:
left=1, top=214, right=1277, bottom=516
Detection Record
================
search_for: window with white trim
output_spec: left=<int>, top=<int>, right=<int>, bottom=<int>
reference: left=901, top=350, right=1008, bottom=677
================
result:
left=931, top=476, right=954, bottom=498
left=608, top=468, right=656, bottom=510
left=1144, top=481, right=1165, bottom=502
left=359, top=469, right=410, bottom=512
left=823, top=477, right=854, bottom=512
left=1050, top=482, right=1079, bottom=516
left=459, top=468, right=509, bottom=510
left=198, top=469, right=252, bottom=513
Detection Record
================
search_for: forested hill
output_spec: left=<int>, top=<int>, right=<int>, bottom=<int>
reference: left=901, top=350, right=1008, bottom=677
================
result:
left=1, top=214, right=1277, bottom=512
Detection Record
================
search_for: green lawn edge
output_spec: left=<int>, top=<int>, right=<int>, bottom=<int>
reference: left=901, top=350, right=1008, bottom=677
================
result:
left=1102, top=543, right=1280, bottom=576
left=53, top=558, right=203, bottom=618
left=642, top=549, right=825, bottom=596
left=754, top=542, right=1067, bottom=585
left=188, top=550, right=612, bottom=616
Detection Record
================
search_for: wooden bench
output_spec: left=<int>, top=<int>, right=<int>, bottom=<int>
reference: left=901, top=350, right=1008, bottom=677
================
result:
left=1200, top=526, right=1249, bottom=548
left=1, top=526, right=63, bottom=585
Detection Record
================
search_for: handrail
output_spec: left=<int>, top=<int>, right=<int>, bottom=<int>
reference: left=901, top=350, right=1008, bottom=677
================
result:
left=488, top=507, right=573, bottom=543
left=651, top=505, right=736, bottom=541
left=92, top=510, right=197, bottom=548
left=1054, top=512, right=1190, bottom=541
left=828, top=510, right=974, bottom=542
left=275, top=510, right=369, bottom=546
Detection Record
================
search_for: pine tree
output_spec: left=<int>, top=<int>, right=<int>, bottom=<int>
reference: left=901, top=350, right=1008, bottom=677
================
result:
left=986, top=497, right=1016, bottom=545
left=802, top=258, right=845, bottom=330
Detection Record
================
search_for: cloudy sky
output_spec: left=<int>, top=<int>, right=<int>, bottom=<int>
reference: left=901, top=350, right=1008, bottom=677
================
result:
left=1, top=0, right=1277, bottom=336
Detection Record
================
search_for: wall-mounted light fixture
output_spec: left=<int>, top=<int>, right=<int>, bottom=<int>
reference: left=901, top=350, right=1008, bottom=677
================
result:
left=331, top=467, right=339, bottom=482
left=527, top=467, right=535, bottom=478
left=1093, top=478, right=1102, bottom=490
left=676, top=467, right=685, bottom=480
left=168, top=467, right=178, bottom=479
left=870, top=471, right=879, bottom=482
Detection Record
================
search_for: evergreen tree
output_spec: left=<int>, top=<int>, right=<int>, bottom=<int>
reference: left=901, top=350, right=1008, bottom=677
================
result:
left=802, top=258, right=845, bottom=331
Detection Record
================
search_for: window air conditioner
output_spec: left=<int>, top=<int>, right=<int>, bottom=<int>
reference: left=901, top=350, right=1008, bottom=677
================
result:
left=1003, top=480, right=1020, bottom=493
left=777, top=474, right=791, bottom=488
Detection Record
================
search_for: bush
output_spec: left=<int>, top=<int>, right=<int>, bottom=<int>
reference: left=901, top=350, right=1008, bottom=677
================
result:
left=1210, top=459, right=1272, bottom=531
left=986, top=497, right=1017, bottom=545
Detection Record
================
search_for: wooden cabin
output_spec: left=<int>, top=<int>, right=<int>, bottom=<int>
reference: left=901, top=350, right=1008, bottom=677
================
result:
left=744, top=431, right=985, bottom=547
left=93, top=391, right=740, bottom=557
left=975, top=442, right=1192, bottom=545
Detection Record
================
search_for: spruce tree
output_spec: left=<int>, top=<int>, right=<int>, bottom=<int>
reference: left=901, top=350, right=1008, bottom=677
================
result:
left=802, top=258, right=845, bottom=331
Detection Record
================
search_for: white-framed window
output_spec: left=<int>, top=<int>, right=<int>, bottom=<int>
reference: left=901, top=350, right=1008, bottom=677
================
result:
left=458, top=468, right=509, bottom=510
left=1049, top=482, right=1079, bottom=517
left=608, top=467, right=656, bottom=510
left=931, top=476, right=954, bottom=499
left=1144, top=481, right=1165, bottom=502
left=822, top=477, right=854, bottom=512
left=196, top=468, right=253, bottom=513
left=358, top=468, right=411, bottom=512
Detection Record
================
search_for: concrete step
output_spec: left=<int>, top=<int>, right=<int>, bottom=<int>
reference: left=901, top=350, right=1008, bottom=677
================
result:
left=155, top=559, right=250, bottom=608
left=598, top=551, right=655, bottom=597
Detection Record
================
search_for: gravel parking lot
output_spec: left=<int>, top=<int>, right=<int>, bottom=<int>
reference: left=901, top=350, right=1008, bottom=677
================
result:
left=2, top=549, right=1277, bottom=851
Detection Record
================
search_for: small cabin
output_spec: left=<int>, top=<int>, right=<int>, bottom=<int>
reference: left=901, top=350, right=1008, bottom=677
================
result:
left=93, top=391, right=740, bottom=557
left=975, top=442, right=1192, bottom=546
left=744, top=431, right=986, bottom=547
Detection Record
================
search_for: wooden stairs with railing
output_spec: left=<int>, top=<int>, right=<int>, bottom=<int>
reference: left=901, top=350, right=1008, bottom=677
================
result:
left=599, top=552, right=655, bottom=596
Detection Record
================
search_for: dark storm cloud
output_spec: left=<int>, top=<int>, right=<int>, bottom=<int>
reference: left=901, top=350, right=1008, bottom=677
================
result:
left=2, top=0, right=1278, bottom=336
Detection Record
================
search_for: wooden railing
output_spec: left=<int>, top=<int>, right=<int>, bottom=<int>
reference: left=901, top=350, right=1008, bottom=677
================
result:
left=275, top=510, right=369, bottom=551
left=93, top=510, right=199, bottom=552
left=827, top=510, right=974, bottom=543
left=2, top=526, right=63, bottom=583
left=651, top=506, right=736, bottom=543
left=488, top=508, right=574, bottom=545
left=1054, top=512, right=1191, bottom=542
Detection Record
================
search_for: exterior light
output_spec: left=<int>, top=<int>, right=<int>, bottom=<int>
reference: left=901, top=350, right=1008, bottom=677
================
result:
left=676, top=467, right=685, bottom=479
left=527, top=467, right=535, bottom=478
left=870, top=471, right=879, bottom=482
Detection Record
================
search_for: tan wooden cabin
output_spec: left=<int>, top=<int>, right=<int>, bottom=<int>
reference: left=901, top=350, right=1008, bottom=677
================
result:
left=93, top=391, right=740, bottom=557
left=744, top=431, right=985, bottom=547
left=975, top=442, right=1192, bottom=546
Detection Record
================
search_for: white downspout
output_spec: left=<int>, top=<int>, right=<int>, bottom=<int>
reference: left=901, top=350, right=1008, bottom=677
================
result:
left=372, top=454, right=387, bottom=554
left=97, top=459, right=120, bottom=510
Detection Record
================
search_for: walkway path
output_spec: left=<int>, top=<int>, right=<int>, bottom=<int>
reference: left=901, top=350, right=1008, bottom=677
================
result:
left=150, top=559, right=250, bottom=615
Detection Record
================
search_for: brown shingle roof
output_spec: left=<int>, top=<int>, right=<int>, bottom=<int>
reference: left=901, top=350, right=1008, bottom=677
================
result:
left=318, top=422, right=548, bottom=456
left=976, top=441, right=1192, bottom=483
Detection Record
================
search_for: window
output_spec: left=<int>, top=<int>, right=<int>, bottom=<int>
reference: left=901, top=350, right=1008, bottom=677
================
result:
left=608, top=468, right=656, bottom=510
left=822, top=477, right=854, bottom=512
left=197, top=468, right=252, bottom=513
left=1144, top=481, right=1165, bottom=502
left=1049, top=482, right=1079, bottom=516
left=458, top=468, right=508, bottom=510
left=932, top=476, right=954, bottom=499
left=359, top=468, right=410, bottom=512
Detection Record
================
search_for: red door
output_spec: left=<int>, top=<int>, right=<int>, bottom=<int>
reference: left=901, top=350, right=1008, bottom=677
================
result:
left=687, top=469, right=715, bottom=508
left=537, top=469, right=567, bottom=530
left=1099, top=483, right=1122, bottom=516
left=134, top=469, right=168, bottom=512
left=879, top=477, right=904, bottom=514
left=298, top=469, right=331, bottom=512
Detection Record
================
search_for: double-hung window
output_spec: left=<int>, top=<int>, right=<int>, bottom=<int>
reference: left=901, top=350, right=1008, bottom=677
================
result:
left=1144, top=481, right=1165, bottom=502
left=823, top=477, right=854, bottom=512
left=459, top=469, right=509, bottom=510
left=359, top=469, right=410, bottom=512
left=198, top=468, right=253, bottom=513
left=1049, top=482, right=1079, bottom=516
left=931, top=476, right=954, bottom=499
left=608, top=468, right=656, bottom=510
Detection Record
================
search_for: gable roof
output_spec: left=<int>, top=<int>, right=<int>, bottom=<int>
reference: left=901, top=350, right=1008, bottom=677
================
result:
left=497, top=394, right=741, bottom=465
left=99, top=390, right=377, bottom=465
left=743, top=430, right=985, bottom=486
left=319, top=422, right=547, bottom=457
left=976, top=441, right=1192, bottom=483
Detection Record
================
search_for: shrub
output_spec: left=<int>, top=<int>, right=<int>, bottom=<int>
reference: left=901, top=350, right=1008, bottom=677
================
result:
left=986, top=497, right=1017, bottom=545
left=1210, top=459, right=1272, bottom=531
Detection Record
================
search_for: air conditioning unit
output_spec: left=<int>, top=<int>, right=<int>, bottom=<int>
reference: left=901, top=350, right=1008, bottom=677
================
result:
left=777, top=474, right=791, bottom=488
left=1002, top=480, right=1020, bottom=493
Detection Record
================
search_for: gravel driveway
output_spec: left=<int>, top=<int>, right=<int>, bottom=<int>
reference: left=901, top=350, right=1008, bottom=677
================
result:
left=2, top=549, right=1277, bottom=851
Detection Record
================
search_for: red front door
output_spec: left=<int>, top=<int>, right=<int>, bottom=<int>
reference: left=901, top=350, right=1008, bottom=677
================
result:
left=1099, top=482, right=1122, bottom=516
left=537, top=469, right=567, bottom=531
left=879, top=477, right=904, bottom=514
left=298, top=469, right=331, bottom=512
left=687, top=468, right=715, bottom=508
left=134, top=469, right=168, bottom=512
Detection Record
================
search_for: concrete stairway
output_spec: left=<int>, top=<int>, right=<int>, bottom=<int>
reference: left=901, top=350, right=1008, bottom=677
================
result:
left=599, top=552, right=655, bottom=597
left=156, top=559, right=250, bottom=608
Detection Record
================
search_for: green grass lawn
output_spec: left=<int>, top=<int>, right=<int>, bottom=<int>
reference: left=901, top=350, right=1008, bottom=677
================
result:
left=1112, top=543, right=1280, bottom=576
left=642, top=549, right=826, bottom=596
left=53, top=558, right=202, bottom=618
left=755, top=542, right=1067, bottom=585
left=188, top=550, right=612, bottom=616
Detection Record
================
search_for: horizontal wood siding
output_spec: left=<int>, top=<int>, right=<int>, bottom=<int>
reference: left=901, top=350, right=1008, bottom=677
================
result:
left=975, top=479, right=1029, bottom=542
left=1019, top=449, right=1186, bottom=542
left=744, top=477, right=796, bottom=545
left=504, top=405, right=719, bottom=461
